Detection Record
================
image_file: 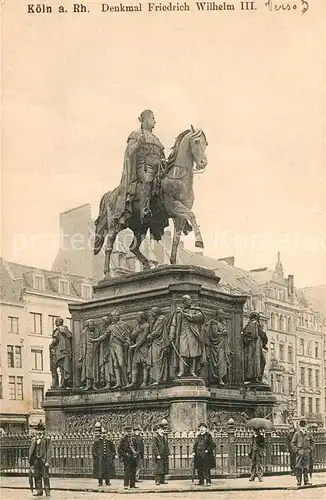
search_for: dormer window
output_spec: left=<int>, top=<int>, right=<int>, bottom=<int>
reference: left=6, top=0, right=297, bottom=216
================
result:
left=81, top=284, right=91, bottom=299
left=33, top=275, right=44, bottom=291
left=59, top=280, right=69, bottom=295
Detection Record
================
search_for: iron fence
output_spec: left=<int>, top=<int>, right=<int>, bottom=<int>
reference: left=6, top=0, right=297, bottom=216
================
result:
left=1, top=428, right=326, bottom=478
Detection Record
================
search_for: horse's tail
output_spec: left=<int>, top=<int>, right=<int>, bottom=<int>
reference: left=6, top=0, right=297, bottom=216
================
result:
left=93, top=191, right=111, bottom=255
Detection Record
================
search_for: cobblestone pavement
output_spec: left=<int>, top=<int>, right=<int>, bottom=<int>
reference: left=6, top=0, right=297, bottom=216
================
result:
left=1, top=487, right=326, bottom=500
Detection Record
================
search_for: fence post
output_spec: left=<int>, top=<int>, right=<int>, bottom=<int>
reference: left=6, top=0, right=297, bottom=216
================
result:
left=227, top=419, right=236, bottom=478
left=265, top=430, right=272, bottom=473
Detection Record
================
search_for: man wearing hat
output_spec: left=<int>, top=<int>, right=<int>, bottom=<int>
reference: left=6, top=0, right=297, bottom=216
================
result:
left=192, top=423, right=216, bottom=486
left=28, top=422, right=51, bottom=496
left=152, top=424, right=170, bottom=485
left=92, top=428, right=116, bottom=486
left=291, top=419, right=314, bottom=486
left=133, top=426, right=145, bottom=482
left=118, top=426, right=139, bottom=489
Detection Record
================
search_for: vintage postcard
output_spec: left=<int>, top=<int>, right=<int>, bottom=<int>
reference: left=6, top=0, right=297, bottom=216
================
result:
left=1, top=0, right=325, bottom=497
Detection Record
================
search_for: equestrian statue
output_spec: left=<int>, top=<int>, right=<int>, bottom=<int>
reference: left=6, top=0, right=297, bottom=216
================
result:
left=93, top=109, right=208, bottom=277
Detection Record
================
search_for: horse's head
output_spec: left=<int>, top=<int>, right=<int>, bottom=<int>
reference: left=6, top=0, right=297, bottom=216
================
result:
left=189, top=126, right=208, bottom=171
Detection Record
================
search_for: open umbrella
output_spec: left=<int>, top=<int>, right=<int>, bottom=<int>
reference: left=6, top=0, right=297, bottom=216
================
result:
left=246, top=418, right=273, bottom=430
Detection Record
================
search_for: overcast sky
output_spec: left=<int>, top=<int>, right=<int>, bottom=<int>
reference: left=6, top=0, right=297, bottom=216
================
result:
left=2, top=0, right=325, bottom=288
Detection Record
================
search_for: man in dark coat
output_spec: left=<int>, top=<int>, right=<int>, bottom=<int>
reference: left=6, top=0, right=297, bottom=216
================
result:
left=248, top=429, right=265, bottom=482
left=152, top=424, right=170, bottom=485
left=133, top=426, right=145, bottom=482
left=92, top=428, right=116, bottom=486
left=291, top=419, right=314, bottom=486
left=192, top=423, right=216, bottom=486
left=118, top=426, right=139, bottom=489
left=28, top=421, right=51, bottom=497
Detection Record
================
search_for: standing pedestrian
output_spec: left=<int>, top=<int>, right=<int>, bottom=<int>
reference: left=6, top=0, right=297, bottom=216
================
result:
left=152, top=424, right=170, bottom=485
left=291, top=419, right=314, bottom=486
left=118, top=426, right=138, bottom=490
left=28, top=422, right=51, bottom=497
left=92, top=428, right=116, bottom=486
left=287, top=423, right=297, bottom=475
left=192, top=423, right=216, bottom=486
left=248, top=429, right=265, bottom=482
left=133, top=426, right=144, bottom=482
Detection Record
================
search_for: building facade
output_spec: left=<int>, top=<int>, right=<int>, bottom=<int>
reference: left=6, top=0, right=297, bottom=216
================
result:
left=0, top=258, right=93, bottom=432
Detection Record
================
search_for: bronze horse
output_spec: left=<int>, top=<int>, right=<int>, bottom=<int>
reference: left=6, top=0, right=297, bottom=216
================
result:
left=94, top=127, right=208, bottom=277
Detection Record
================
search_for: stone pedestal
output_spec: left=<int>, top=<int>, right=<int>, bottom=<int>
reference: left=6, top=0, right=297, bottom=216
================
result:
left=43, top=265, right=276, bottom=432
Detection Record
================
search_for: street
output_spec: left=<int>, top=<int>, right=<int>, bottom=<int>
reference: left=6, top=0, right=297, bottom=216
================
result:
left=2, top=488, right=326, bottom=500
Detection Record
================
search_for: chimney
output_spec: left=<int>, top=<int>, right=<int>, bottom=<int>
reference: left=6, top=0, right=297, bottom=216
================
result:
left=218, top=256, right=235, bottom=267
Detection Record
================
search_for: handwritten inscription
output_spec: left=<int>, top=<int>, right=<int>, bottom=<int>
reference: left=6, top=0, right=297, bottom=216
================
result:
left=265, top=0, right=309, bottom=14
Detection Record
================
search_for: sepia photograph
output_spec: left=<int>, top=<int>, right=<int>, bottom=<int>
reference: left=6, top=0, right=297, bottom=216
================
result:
left=1, top=0, right=325, bottom=498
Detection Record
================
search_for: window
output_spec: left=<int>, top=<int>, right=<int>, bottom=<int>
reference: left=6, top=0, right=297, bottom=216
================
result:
left=280, top=315, right=285, bottom=331
left=7, top=346, right=22, bottom=368
left=14, top=346, right=22, bottom=368
left=33, top=275, right=44, bottom=290
left=48, top=315, right=58, bottom=332
left=288, top=376, right=293, bottom=393
left=270, top=373, right=274, bottom=391
left=300, top=367, right=305, bottom=386
left=270, top=341, right=276, bottom=359
left=315, top=342, right=319, bottom=358
left=59, top=280, right=69, bottom=295
left=30, top=313, right=42, bottom=334
left=299, top=339, right=304, bottom=356
left=276, top=374, right=284, bottom=393
left=271, top=313, right=275, bottom=330
left=316, top=398, right=320, bottom=414
left=287, top=317, right=292, bottom=333
left=308, top=397, right=313, bottom=414
left=308, top=368, right=313, bottom=387
left=31, top=349, right=43, bottom=371
left=307, top=341, right=312, bottom=357
left=7, top=346, right=14, bottom=368
left=279, top=344, right=285, bottom=362
left=300, top=397, right=305, bottom=415
left=8, top=376, right=23, bottom=400
left=81, top=284, right=91, bottom=299
left=32, top=386, right=44, bottom=409
left=8, top=316, right=19, bottom=333
left=315, top=370, right=320, bottom=388
left=288, top=345, right=293, bottom=363
left=0, top=375, right=2, bottom=399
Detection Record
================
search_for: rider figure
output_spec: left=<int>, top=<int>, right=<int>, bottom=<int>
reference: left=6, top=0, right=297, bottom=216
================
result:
left=114, top=110, right=166, bottom=226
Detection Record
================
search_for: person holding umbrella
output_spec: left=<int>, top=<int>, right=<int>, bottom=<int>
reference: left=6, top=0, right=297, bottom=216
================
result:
left=246, top=418, right=272, bottom=482
left=248, top=429, right=265, bottom=482
left=291, top=419, right=314, bottom=486
left=192, top=423, right=216, bottom=486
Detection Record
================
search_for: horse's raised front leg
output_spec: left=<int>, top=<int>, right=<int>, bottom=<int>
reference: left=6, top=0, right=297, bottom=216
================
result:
left=104, top=224, right=118, bottom=278
left=130, top=230, right=151, bottom=270
left=170, top=217, right=183, bottom=264
left=187, top=210, right=204, bottom=249
left=168, top=200, right=204, bottom=251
